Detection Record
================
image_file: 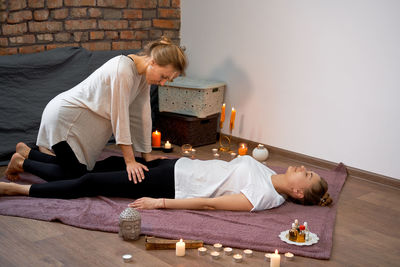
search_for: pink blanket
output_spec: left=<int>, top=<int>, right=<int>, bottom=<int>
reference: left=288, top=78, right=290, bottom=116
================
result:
left=0, top=152, right=347, bottom=259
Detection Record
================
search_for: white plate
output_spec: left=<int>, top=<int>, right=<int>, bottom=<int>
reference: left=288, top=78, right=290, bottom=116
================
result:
left=279, top=230, right=319, bottom=246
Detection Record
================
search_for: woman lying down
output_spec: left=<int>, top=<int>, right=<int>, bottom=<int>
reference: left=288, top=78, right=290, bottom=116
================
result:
left=2, top=144, right=332, bottom=211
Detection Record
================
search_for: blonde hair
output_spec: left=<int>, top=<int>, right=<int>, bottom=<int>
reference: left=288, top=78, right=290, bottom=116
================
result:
left=141, top=36, right=187, bottom=75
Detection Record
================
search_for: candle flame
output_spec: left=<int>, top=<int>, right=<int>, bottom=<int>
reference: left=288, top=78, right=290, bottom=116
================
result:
left=180, top=238, right=183, bottom=242
left=275, top=249, right=278, bottom=254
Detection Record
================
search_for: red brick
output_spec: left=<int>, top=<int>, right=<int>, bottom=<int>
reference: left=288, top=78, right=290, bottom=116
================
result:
left=7, top=11, right=32, bottom=23
left=153, top=19, right=179, bottom=29
left=19, top=45, right=45, bottom=54
left=51, top=9, right=69, bottom=19
left=158, top=0, right=170, bottom=7
left=33, top=10, right=49, bottom=21
left=0, top=11, right=7, bottom=23
left=9, top=0, right=27, bottom=11
left=158, top=8, right=179, bottom=19
left=71, top=8, right=88, bottom=18
left=55, top=33, right=71, bottom=42
left=120, top=30, right=134, bottom=39
left=98, top=20, right=128, bottom=30
left=12, top=34, right=36, bottom=44
left=48, top=0, right=63, bottom=8
left=2, top=23, right=28, bottom=35
left=98, top=0, right=127, bottom=8
left=82, top=41, right=111, bottom=51
left=73, top=32, right=89, bottom=42
left=88, top=8, right=102, bottom=18
left=28, top=21, right=62, bottom=32
left=37, top=33, right=53, bottom=42
left=104, top=9, right=122, bottom=19
left=123, top=9, right=142, bottom=19
left=64, top=0, right=96, bottom=7
left=46, top=43, right=79, bottom=50
left=162, top=30, right=179, bottom=39
left=65, top=20, right=97, bottom=30
left=149, top=29, right=162, bottom=39
left=112, top=41, right=141, bottom=50
left=171, top=0, right=180, bottom=8
left=130, top=0, right=157, bottom=9
left=130, top=20, right=151, bottom=29
left=105, top=31, right=119, bottom=40
left=90, top=31, right=105, bottom=40
left=28, top=0, right=45, bottom=8
left=0, top=37, right=8, bottom=46
left=0, top=47, right=18, bottom=55
left=133, top=30, right=148, bottom=40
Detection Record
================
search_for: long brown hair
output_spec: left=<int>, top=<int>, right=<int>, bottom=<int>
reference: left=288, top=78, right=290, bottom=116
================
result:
left=141, top=36, right=187, bottom=75
left=289, top=176, right=333, bottom=207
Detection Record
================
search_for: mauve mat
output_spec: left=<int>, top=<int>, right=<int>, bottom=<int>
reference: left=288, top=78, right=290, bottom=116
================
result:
left=0, top=150, right=347, bottom=259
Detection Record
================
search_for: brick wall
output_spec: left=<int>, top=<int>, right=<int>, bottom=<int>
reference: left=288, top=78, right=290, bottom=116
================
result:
left=0, top=0, right=181, bottom=55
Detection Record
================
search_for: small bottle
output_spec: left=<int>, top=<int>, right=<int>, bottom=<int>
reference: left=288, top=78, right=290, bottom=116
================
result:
left=288, top=223, right=298, bottom=242
left=304, top=222, right=310, bottom=241
left=296, top=225, right=306, bottom=243
left=294, top=219, right=299, bottom=232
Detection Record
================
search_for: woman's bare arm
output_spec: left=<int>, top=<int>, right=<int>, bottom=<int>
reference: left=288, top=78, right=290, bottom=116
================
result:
left=129, top=193, right=254, bottom=212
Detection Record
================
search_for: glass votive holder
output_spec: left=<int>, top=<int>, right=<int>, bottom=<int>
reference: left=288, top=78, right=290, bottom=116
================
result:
left=243, top=249, right=253, bottom=257
left=198, top=247, right=207, bottom=256
left=238, top=143, right=248, bottom=156
left=181, top=144, right=192, bottom=157
left=233, top=253, right=243, bottom=263
left=210, top=251, right=220, bottom=260
left=191, top=148, right=196, bottom=158
left=224, top=247, right=233, bottom=256
left=213, top=243, right=223, bottom=252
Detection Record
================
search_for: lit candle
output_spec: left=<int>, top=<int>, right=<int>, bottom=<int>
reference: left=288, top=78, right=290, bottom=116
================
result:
left=176, top=238, right=185, bottom=256
left=243, top=249, right=253, bottom=257
left=220, top=103, right=226, bottom=123
left=210, top=251, right=220, bottom=260
left=229, top=108, right=236, bottom=132
left=284, top=252, right=294, bottom=261
left=238, top=143, right=248, bottom=156
left=164, top=140, right=171, bottom=149
left=213, top=153, right=220, bottom=159
left=213, top=243, right=223, bottom=251
left=198, top=247, right=207, bottom=256
left=152, top=130, right=161, bottom=147
left=224, top=247, right=233, bottom=255
left=233, top=253, right=243, bottom=263
left=212, top=148, right=218, bottom=154
left=230, top=152, right=237, bottom=159
left=270, top=249, right=280, bottom=267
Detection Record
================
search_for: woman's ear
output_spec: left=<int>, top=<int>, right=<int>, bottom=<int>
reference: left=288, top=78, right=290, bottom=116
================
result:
left=291, top=188, right=304, bottom=199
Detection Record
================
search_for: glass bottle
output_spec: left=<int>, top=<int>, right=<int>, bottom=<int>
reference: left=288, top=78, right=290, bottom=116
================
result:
left=304, top=222, right=310, bottom=241
left=294, top=219, right=299, bottom=232
left=288, top=223, right=298, bottom=242
left=296, top=225, right=306, bottom=243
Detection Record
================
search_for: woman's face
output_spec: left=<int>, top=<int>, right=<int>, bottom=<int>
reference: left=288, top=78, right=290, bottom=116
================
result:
left=285, top=166, right=321, bottom=197
left=145, top=59, right=179, bottom=86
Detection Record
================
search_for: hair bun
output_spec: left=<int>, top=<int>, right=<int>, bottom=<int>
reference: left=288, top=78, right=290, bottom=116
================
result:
left=319, top=192, right=332, bottom=207
left=159, top=36, right=172, bottom=45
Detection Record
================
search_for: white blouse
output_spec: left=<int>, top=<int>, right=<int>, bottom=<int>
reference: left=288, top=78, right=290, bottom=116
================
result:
left=174, top=155, right=285, bottom=211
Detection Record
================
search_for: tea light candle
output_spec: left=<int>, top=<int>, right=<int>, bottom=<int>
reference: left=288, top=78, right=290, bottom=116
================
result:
left=213, top=153, right=220, bottom=159
left=212, top=148, right=218, bottom=154
left=152, top=130, right=161, bottom=147
left=265, top=253, right=272, bottom=262
left=238, top=143, right=248, bottom=156
left=233, top=254, right=243, bottom=263
left=284, top=252, right=294, bottom=261
left=122, top=254, right=132, bottom=263
left=213, top=243, right=223, bottom=251
left=230, top=152, right=237, bottom=159
left=198, top=247, right=207, bottom=256
left=182, top=150, right=191, bottom=157
left=210, top=251, right=220, bottom=260
left=270, top=249, right=280, bottom=267
left=164, top=141, right=171, bottom=149
left=224, top=247, right=233, bottom=255
left=175, top=239, right=185, bottom=257
left=191, top=148, right=196, bottom=158
left=243, top=249, right=253, bottom=257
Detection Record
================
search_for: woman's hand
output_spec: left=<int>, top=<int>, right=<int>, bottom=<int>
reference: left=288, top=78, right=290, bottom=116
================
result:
left=129, top=197, right=164, bottom=210
left=125, top=161, right=149, bottom=184
left=142, top=152, right=167, bottom=162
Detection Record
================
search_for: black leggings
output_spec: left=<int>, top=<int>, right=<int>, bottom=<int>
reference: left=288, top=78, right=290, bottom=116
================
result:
left=29, top=156, right=178, bottom=199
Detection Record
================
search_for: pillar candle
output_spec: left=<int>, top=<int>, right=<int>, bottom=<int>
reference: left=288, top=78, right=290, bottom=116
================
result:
left=270, top=249, right=280, bottom=267
left=176, top=238, right=185, bottom=256
left=164, top=140, right=171, bottom=149
left=229, top=108, right=236, bottom=131
left=152, top=130, right=161, bottom=147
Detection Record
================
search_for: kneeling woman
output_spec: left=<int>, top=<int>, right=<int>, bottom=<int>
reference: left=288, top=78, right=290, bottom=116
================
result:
left=0, top=155, right=332, bottom=211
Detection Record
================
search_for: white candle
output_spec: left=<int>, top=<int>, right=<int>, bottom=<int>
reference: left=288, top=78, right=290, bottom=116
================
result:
left=164, top=141, right=171, bottom=149
left=265, top=253, right=272, bottom=262
left=198, top=247, right=207, bottom=256
left=213, top=243, right=222, bottom=251
left=210, top=251, right=220, bottom=260
left=284, top=252, right=294, bottom=261
left=212, top=148, right=218, bottom=154
left=233, top=253, right=243, bottom=263
left=176, top=239, right=185, bottom=256
left=243, top=249, right=253, bottom=257
left=213, top=153, right=220, bottom=159
left=122, top=254, right=132, bottom=263
left=224, top=247, right=233, bottom=255
left=270, top=249, right=280, bottom=267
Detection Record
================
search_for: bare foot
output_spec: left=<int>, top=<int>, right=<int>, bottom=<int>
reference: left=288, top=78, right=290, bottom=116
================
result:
left=16, top=142, right=31, bottom=159
left=5, top=153, right=24, bottom=181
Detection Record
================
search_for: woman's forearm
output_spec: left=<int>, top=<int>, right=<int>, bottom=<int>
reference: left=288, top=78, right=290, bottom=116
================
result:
left=164, top=198, right=215, bottom=210
left=119, top=144, right=136, bottom=164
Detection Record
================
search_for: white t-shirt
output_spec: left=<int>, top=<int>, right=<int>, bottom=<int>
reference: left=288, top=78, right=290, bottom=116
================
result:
left=174, top=155, right=285, bottom=211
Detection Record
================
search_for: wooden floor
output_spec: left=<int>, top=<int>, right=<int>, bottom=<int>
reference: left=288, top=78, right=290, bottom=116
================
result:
left=0, top=143, right=399, bottom=267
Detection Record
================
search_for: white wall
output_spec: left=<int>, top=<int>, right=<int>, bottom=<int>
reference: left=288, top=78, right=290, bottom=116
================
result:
left=181, top=0, right=400, bottom=179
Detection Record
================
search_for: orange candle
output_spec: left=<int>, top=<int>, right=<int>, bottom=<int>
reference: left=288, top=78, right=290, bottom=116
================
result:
left=220, top=103, right=226, bottom=123
left=229, top=108, right=236, bottom=131
left=238, top=143, right=248, bottom=156
left=152, top=130, right=161, bottom=147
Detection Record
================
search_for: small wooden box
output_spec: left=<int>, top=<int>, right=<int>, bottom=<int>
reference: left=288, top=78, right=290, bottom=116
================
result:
left=155, top=112, right=218, bottom=147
